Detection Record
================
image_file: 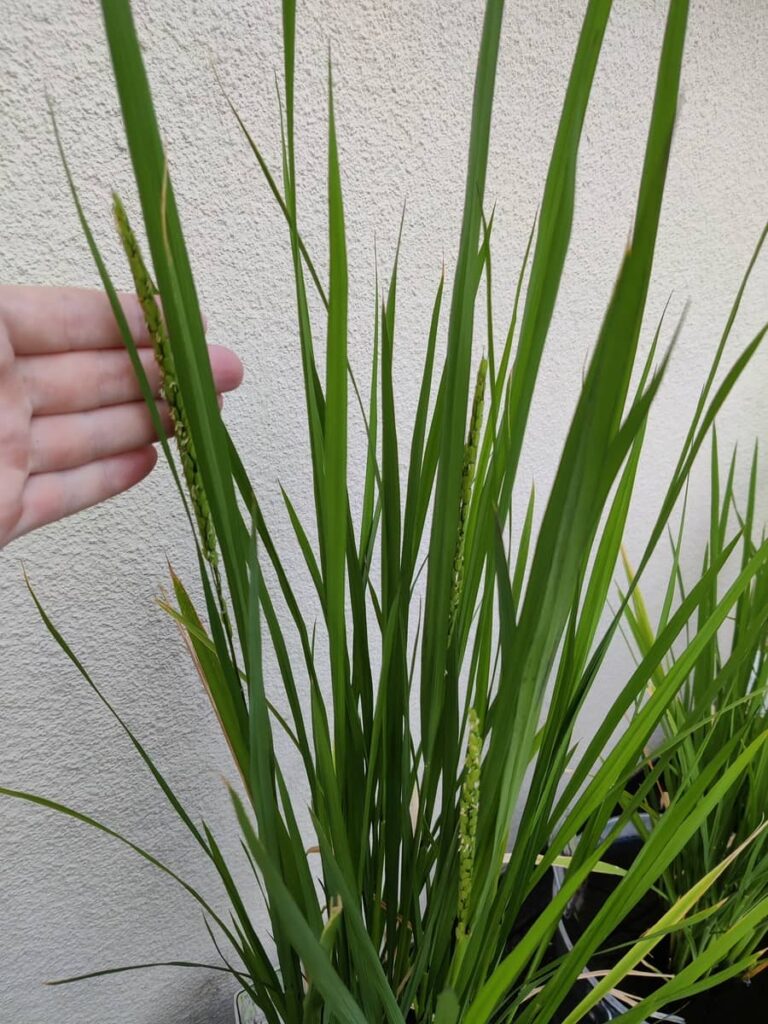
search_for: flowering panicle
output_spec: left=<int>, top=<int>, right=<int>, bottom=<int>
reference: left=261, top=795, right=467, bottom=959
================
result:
left=457, top=707, right=482, bottom=941
left=112, top=193, right=218, bottom=567
left=449, top=356, right=488, bottom=642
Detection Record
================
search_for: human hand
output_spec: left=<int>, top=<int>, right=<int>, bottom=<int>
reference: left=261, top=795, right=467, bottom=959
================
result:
left=0, top=285, right=243, bottom=548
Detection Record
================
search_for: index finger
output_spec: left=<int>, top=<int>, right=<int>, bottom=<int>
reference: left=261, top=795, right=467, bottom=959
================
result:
left=0, top=286, right=152, bottom=355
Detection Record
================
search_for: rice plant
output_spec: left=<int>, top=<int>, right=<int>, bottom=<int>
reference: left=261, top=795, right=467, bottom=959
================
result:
left=4, top=1, right=768, bottom=1022
left=622, top=434, right=768, bottom=982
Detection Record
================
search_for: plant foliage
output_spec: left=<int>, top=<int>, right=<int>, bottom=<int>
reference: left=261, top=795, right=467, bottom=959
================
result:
left=623, top=434, right=768, bottom=980
left=5, top=2, right=768, bottom=1022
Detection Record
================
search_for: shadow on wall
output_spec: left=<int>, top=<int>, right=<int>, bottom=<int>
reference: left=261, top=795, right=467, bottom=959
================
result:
left=153, top=975, right=235, bottom=1024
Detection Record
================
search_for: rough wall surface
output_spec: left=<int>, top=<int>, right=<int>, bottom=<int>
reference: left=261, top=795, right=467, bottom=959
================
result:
left=1, top=1, right=767, bottom=1022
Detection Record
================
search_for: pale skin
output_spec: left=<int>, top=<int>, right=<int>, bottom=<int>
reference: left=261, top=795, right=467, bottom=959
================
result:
left=0, top=286, right=244, bottom=548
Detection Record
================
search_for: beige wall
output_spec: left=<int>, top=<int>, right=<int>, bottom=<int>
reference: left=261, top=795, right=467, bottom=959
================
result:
left=1, top=1, right=767, bottom=1021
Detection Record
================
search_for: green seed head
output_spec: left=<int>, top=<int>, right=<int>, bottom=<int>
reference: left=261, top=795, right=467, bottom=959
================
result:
left=457, top=707, right=482, bottom=939
left=449, top=357, right=488, bottom=642
left=112, top=192, right=218, bottom=568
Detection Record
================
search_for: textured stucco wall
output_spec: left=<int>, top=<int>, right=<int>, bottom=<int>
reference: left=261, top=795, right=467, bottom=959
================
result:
left=1, top=2, right=767, bottom=1022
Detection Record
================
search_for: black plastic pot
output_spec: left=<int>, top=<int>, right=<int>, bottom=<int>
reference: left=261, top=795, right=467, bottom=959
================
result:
left=552, top=819, right=681, bottom=1022
left=553, top=818, right=768, bottom=1022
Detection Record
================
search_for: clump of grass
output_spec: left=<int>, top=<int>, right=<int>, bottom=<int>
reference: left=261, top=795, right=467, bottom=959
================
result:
left=624, top=434, right=768, bottom=979
left=4, top=2, right=768, bottom=1023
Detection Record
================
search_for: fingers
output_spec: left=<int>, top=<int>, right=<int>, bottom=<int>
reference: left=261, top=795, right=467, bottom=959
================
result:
left=0, top=286, right=152, bottom=355
left=28, top=400, right=174, bottom=475
left=19, top=347, right=163, bottom=415
left=0, top=322, right=30, bottom=543
left=18, top=343, right=243, bottom=415
left=210, top=345, right=244, bottom=393
left=0, top=321, right=30, bottom=473
left=10, top=447, right=158, bottom=542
